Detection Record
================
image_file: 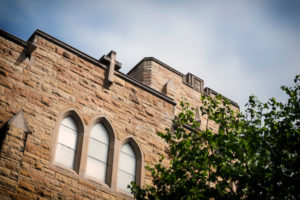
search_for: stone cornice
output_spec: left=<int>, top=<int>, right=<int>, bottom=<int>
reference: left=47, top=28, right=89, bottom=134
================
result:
left=115, top=71, right=176, bottom=105
left=0, top=29, right=28, bottom=47
left=0, top=28, right=176, bottom=106
left=204, top=87, right=239, bottom=108
left=29, top=29, right=109, bottom=70
left=1, top=28, right=238, bottom=108
left=128, top=56, right=239, bottom=108
left=128, top=57, right=185, bottom=77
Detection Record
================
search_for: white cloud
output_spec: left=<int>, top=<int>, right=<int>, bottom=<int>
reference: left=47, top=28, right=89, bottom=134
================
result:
left=57, top=0, right=299, bottom=109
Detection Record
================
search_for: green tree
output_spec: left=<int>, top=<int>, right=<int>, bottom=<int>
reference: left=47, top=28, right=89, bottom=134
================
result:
left=131, top=75, right=300, bottom=200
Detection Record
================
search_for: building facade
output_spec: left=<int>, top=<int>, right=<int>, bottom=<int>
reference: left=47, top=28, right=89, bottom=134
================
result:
left=0, top=29, right=239, bottom=200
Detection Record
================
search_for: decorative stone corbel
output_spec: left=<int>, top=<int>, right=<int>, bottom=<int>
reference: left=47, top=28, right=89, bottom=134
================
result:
left=25, top=41, right=36, bottom=59
left=8, top=110, right=29, bottom=132
left=8, top=110, right=31, bottom=153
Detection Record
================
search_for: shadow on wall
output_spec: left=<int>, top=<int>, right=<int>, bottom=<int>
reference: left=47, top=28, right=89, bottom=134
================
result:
left=14, top=50, right=27, bottom=66
left=14, top=41, right=36, bottom=66
left=0, top=123, right=9, bottom=151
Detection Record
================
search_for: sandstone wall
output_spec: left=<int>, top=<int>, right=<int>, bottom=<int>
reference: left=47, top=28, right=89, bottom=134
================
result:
left=0, top=29, right=239, bottom=200
left=128, top=59, right=228, bottom=131
left=0, top=33, right=174, bottom=200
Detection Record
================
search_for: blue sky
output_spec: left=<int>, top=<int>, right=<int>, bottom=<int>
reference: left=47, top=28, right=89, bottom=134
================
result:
left=1, top=0, right=299, bottom=110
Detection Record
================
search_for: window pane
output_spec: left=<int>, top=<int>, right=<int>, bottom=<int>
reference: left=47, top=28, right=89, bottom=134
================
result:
left=90, top=123, right=109, bottom=144
left=88, top=138, right=108, bottom=162
left=86, top=157, right=106, bottom=182
left=117, top=169, right=135, bottom=193
left=86, top=123, right=110, bottom=183
left=55, top=143, right=75, bottom=169
left=55, top=116, right=78, bottom=170
left=57, top=125, right=77, bottom=149
left=118, top=143, right=136, bottom=193
left=61, top=117, right=77, bottom=131
left=121, top=143, right=135, bottom=157
left=119, top=152, right=136, bottom=175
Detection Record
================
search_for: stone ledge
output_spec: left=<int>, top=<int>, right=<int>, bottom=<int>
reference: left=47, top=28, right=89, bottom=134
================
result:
left=28, top=29, right=108, bottom=71
left=0, top=28, right=176, bottom=106
left=204, top=87, right=239, bottom=108
left=128, top=57, right=185, bottom=77
left=116, top=72, right=176, bottom=106
left=1, top=28, right=237, bottom=108
left=128, top=57, right=239, bottom=108
left=0, top=29, right=28, bottom=47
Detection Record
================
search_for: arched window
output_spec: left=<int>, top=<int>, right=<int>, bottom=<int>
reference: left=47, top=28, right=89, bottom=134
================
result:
left=54, top=116, right=78, bottom=169
left=86, top=123, right=109, bottom=182
left=117, top=143, right=136, bottom=193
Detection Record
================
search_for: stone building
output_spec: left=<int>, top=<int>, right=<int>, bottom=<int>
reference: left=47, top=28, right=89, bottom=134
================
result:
left=0, top=29, right=239, bottom=199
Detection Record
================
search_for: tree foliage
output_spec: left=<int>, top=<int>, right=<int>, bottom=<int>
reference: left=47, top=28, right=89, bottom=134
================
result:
left=131, top=75, right=300, bottom=200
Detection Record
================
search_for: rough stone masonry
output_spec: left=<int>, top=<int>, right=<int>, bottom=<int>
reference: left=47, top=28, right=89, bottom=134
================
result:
left=0, top=29, right=239, bottom=200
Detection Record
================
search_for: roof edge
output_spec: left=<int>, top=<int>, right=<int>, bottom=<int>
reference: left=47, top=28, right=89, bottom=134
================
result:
left=204, top=87, right=239, bottom=109
left=116, top=72, right=176, bottom=106
left=1, top=28, right=176, bottom=106
left=29, top=29, right=108, bottom=70
left=31, top=30, right=176, bottom=105
left=128, top=56, right=239, bottom=108
left=128, top=57, right=185, bottom=77
left=0, top=29, right=28, bottom=47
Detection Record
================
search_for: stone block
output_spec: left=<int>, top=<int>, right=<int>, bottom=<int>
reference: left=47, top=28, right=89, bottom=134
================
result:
left=20, top=169, right=31, bottom=178
left=95, top=91, right=111, bottom=103
left=0, top=176, right=16, bottom=189
left=0, top=79, right=13, bottom=89
left=41, top=96, right=51, bottom=106
left=0, top=167, right=10, bottom=177
left=0, top=30, right=239, bottom=200
left=62, top=51, right=76, bottom=61
left=18, top=180, right=35, bottom=192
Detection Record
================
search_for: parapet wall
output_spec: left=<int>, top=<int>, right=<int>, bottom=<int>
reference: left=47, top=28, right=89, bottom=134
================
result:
left=128, top=57, right=239, bottom=110
left=0, top=28, right=239, bottom=200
